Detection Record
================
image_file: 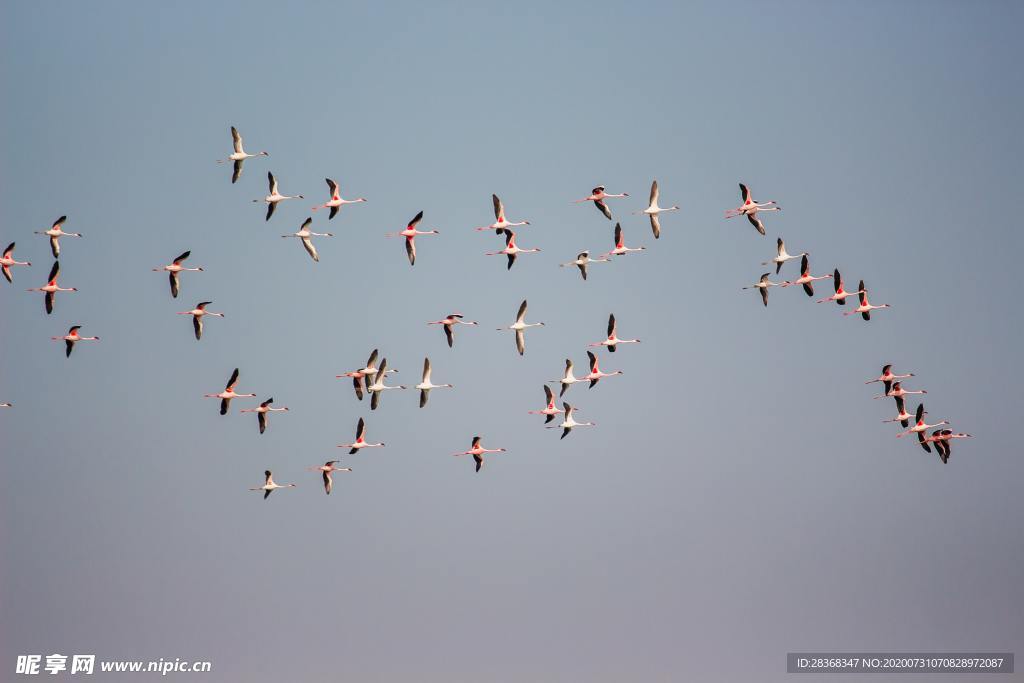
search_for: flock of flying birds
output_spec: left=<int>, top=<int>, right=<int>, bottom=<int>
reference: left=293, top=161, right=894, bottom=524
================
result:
left=0, top=126, right=968, bottom=497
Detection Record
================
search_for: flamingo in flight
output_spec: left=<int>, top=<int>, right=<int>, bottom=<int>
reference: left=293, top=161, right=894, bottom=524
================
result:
left=781, top=254, right=831, bottom=296
left=866, top=364, right=914, bottom=396
left=589, top=313, right=640, bottom=352
left=743, top=272, right=782, bottom=307
left=547, top=402, right=595, bottom=439
left=924, top=429, right=972, bottom=463
left=762, top=238, right=805, bottom=274
left=153, top=250, right=203, bottom=298
left=845, top=280, right=890, bottom=320
left=312, top=178, right=366, bottom=220
left=35, top=216, right=81, bottom=258
left=497, top=299, right=544, bottom=356
left=485, top=229, right=541, bottom=270
left=253, top=172, right=303, bottom=221
left=883, top=395, right=917, bottom=428
left=584, top=351, right=622, bottom=388
left=873, top=381, right=926, bottom=401
left=309, top=461, right=352, bottom=495
left=336, top=349, right=397, bottom=401
left=634, top=180, right=679, bottom=239
left=428, top=313, right=478, bottom=348
left=550, top=358, right=585, bottom=397
left=386, top=211, right=439, bottom=266
left=896, top=404, right=949, bottom=446
left=475, top=194, right=529, bottom=232
left=575, top=186, right=629, bottom=221
left=528, top=385, right=565, bottom=424
left=817, top=269, right=863, bottom=306
left=177, top=301, right=224, bottom=340
left=415, top=357, right=453, bottom=408
left=603, top=223, right=645, bottom=258
left=218, top=126, right=268, bottom=183
left=52, top=325, right=99, bottom=358
left=453, top=436, right=506, bottom=473
left=1, top=242, right=30, bottom=283
left=366, top=358, right=406, bottom=411
left=725, top=183, right=780, bottom=235
left=560, top=250, right=609, bottom=281
left=249, top=470, right=295, bottom=500
left=337, top=417, right=385, bottom=454
left=283, top=217, right=333, bottom=262
left=204, top=368, right=257, bottom=415
left=239, top=398, right=289, bottom=434
left=28, top=261, right=76, bottom=315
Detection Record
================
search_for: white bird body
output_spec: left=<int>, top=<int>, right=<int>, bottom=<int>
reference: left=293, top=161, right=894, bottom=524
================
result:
left=561, top=250, right=609, bottom=280
left=254, top=172, right=304, bottom=220
left=589, top=313, right=639, bottom=352
left=153, top=250, right=202, bottom=298
left=575, top=185, right=629, bottom=221
left=312, top=178, right=366, bottom=219
left=35, top=216, right=81, bottom=258
left=781, top=254, right=830, bottom=296
left=547, top=402, right=595, bottom=439
left=27, top=261, right=76, bottom=314
left=485, top=230, right=541, bottom=270
left=742, top=272, right=782, bottom=307
left=497, top=300, right=544, bottom=355
left=762, top=238, right=805, bottom=274
left=239, top=397, right=289, bottom=434
left=634, top=180, right=679, bottom=238
left=428, top=313, right=478, bottom=348
left=365, top=358, right=406, bottom=410
left=177, top=301, right=224, bottom=340
left=338, top=417, right=385, bottom=453
left=249, top=470, right=295, bottom=499
left=845, top=280, right=890, bottom=320
left=528, top=385, right=565, bottom=423
left=204, top=368, right=257, bottom=414
left=308, top=460, right=352, bottom=495
left=453, top=436, right=506, bottom=472
left=283, top=217, right=333, bottom=262
left=603, top=223, right=645, bottom=258
left=415, top=357, right=453, bottom=408
left=725, top=183, right=780, bottom=235
left=550, top=358, right=584, bottom=396
left=1, top=242, right=31, bottom=283
left=583, top=350, right=622, bottom=387
left=476, top=194, right=530, bottom=232
left=218, top=126, right=268, bottom=183
left=52, top=325, right=99, bottom=357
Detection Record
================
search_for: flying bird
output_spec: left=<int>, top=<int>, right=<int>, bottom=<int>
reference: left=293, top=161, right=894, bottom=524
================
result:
left=882, top=395, right=916, bottom=428
left=589, top=313, right=640, bottom=352
left=574, top=186, right=629, bottom=220
left=560, top=250, right=609, bottom=281
left=866, top=364, right=914, bottom=396
left=453, top=436, right=506, bottom=473
left=528, top=385, right=565, bottom=424
left=743, top=272, right=782, bottom=307
left=724, top=183, right=780, bottom=235
left=475, top=194, right=530, bottom=232
left=1, top=242, right=31, bottom=283
left=204, top=368, right=257, bottom=415
left=282, top=217, right=333, bottom=262
left=177, top=301, right=224, bottom=340
left=896, top=403, right=949, bottom=447
left=35, top=216, right=81, bottom=258
left=485, top=229, right=541, bottom=270
left=365, top=358, right=406, bottom=410
left=415, top=357, right=453, bottom=408
left=27, top=261, right=77, bottom=315
left=254, top=172, right=304, bottom=221
left=496, top=299, right=544, bottom=356
left=153, top=250, right=203, bottom=298
left=218, top=126, right=268, bottom=183
left=844, top=280, right=890, bottom=320
left=239, top=398, right=289, bottom=434
left=924, top=429, right=972, bottom=463
left=336, top=349, right=397, bottom=401
left=550, top=358, right=584, bottom=397
left=603, top=223, right=645, bottom=258
left=762, top=238, right=805, bottom=274
left=337, top=417, right=385, bottom=454
left=308, top=461, right=352, bottom=495
left=428, top=313, right=478, bottom=348
left=873, top=381, right=926, bottom=401
left=52, top=325, right=99, bottom=358
left=312, top=178, right=366, bottom=219
left=387, top=211, right=439, bottom=266
left=816, top=269, right=863, bottom=305
left=249, top=470, right=295, bottom=500
left=634, top=180, right=679, bottom=238
left=547, top=402, right=595, bottom=439
left=584, top=350, right=623, bottom=388
left=781, top=254, right=831, bottom=296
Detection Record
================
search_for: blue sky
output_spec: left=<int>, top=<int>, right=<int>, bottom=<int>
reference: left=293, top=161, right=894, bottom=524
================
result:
left=2, top=1, right=1022, bottom=680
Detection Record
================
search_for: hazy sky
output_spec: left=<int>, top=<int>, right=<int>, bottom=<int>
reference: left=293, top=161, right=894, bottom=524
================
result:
left=2, top=1, right=1022, bottom=681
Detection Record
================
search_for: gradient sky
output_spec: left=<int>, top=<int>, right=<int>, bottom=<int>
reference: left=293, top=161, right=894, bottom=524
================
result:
left=2, top=1, right=1022, bottom=681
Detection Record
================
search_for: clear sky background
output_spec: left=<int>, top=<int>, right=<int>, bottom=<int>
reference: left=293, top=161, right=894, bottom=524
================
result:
left=2, top=1, right=1022, bottom=681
